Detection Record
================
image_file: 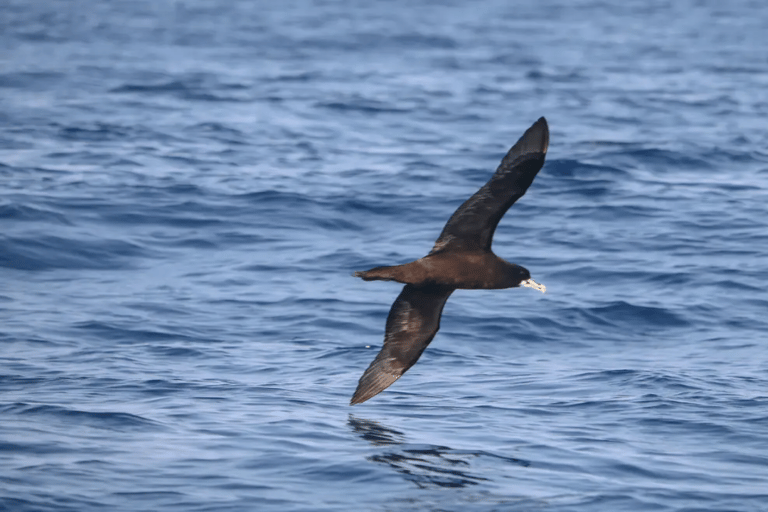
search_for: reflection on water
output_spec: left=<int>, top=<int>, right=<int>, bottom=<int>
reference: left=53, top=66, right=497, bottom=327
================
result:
left=348, top=415, right=406, bottom=446
left=348, top=415, right=529, bottom=489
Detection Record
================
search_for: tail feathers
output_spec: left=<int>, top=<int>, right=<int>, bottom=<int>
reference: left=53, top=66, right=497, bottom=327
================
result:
left=353, top=265, right=400, bottom=282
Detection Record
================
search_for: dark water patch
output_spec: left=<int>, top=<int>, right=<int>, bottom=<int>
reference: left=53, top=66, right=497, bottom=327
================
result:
left=602, top=148, right=712, bottom=172
left=164, top=237, right=218, bottom=249
left=386, top=33, right=458, bottom=50
left=717, top=182, right=764, bottom=193
left=709, top=279, right=762, bottom=292
left=636, top=416, right=736, bottom=438
left=0, top=203, right=71, bottom=225
left=550, top=265, right=693, bottom=288
left=304, top=32, right=457, bottom=53
left=56, top=123, right=139, bottom=143
left=110, top=76, right=252, bottom=103
left=267, top=71, right=322, bottom=82
left=0, top=374, right=51, bottom=390
left=44, top=152, right=145, bottom=169
left=184, top=122, right=248, bottom=145
left=0, top=161, right=18, bottom=175
left=0, top=71, right=65, bottom=90
left=146, top=346, right=208, bottom=358
left=238, top=263, right=287, bottom=273
left=307, top=215, right=361, bottom=232
left=300, top=248, right=368, bottom=267
left=234, top=189, right=320, bottom=207
left=0, top=496, right=85, bottom=512
left=702, top=145, right=768, bottom=166
left=314, top=345, right=370, bottom=362
left=0, top=438, right=80, bottom=457
left=216, top=231, right=277, bottom=246
left=4, top=403, right=165, bottom=432
left=589, top=202, right=665, bottom=220
left=544, top=158, right=630, bottom=179
left=526, top=68, right=587, bottom=83
left=0, top=235, right=151, bottom=271
left=573, top=370, right=709, bottom=396
left=105, top=379, right=192, bottom=398
left=98, top=202, right=233, bottom=230
left=335, top=194, right=407, bottom=218
left=71, top=320, right=202, bottom=344
left=317, top=97, right=413, bottom=115
left=587, top=301, right=689, bottom=329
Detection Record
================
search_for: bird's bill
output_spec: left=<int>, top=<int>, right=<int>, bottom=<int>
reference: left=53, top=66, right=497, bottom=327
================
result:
left=521, top=278, right=546, bottom=293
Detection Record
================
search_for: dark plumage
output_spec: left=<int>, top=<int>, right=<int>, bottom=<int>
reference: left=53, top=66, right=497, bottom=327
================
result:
left=351, top=117, right=549, bottom=405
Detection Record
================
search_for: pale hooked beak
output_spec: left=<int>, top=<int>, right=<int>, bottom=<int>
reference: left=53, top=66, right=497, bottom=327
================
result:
left=521, top=278, right=546, bottom=293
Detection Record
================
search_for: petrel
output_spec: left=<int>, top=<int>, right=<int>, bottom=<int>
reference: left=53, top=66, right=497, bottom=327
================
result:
left=352, top=117, right=549, bottom=405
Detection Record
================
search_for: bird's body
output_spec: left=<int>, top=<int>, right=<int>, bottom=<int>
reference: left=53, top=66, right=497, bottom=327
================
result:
left=351, top=117, right=549, bottom=405
left=355, top=251, right=530, bottom=290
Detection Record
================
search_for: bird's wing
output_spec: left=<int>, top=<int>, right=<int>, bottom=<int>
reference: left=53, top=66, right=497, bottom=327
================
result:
left=351, top=284, right=454, bottom=405
left=430, top=117, right=548, bottom=254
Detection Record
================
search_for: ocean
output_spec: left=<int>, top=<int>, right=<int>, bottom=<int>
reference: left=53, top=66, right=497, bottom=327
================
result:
left=2, top=0, right=767, bottom=510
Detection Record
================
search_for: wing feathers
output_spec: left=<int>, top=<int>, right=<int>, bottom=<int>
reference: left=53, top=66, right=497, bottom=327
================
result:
left=351, top=284, right=454, bottom=405
left=431, top=117, right=548, bottom=253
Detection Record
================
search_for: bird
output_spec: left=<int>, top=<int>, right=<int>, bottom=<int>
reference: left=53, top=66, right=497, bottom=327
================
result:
left=350, top=117, right=549, bottom=405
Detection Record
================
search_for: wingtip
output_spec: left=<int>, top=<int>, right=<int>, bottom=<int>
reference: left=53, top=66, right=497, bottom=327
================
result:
left=529, top=116, right=549, bottom=154
left=349, top=388, right=372, bottom=406
left=350, top=385, right=370, bottom=405
left=350, top=359, right=401, bottom=405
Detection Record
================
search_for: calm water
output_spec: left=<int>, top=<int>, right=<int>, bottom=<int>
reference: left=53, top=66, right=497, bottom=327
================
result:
left=2, top=1, right=768, bottom=511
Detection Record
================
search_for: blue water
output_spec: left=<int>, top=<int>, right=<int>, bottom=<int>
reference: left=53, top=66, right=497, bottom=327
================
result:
left=2, top=0, right=768, bottom=510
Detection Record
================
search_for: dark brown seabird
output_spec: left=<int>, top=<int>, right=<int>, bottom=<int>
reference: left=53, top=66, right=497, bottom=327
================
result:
left=350, top=117, right=549, bottom=405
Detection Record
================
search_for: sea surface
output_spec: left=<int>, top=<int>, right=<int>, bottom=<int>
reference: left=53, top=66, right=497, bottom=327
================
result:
left=2, top=1, right=768, bottom=511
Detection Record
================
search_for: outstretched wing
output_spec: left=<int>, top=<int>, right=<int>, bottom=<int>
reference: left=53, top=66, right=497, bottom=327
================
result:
left=351, top=284, right=454, bottom=405
left=431, top=117, right=549, bottom=254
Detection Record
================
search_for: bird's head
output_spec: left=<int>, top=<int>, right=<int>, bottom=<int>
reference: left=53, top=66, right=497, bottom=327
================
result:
left=509, top=264, right=546, bottom=293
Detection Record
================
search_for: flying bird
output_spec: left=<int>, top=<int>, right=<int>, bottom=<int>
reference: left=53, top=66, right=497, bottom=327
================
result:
left=351, top=117, right=549, bottom=405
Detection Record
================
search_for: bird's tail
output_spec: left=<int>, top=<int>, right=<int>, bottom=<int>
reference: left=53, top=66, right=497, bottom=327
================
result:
left=353, top=265, right=402, bottom=282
